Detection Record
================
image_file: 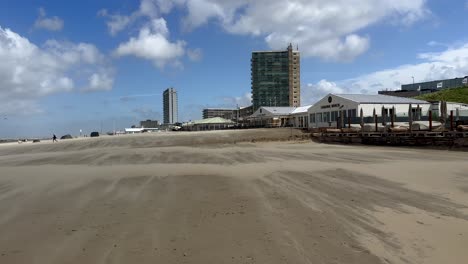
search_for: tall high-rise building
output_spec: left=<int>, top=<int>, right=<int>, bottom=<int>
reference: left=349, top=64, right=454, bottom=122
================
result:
left=251, top=44, right=300, bottom=110
left=163, top=87, right=178, bottom=124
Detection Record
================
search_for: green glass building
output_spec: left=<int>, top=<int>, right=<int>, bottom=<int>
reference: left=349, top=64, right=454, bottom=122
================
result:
left=251, top=44, right=300, bottom=110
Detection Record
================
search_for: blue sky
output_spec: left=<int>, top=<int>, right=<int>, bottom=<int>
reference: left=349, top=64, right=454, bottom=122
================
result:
left=1, top=0, right=468, bottom=138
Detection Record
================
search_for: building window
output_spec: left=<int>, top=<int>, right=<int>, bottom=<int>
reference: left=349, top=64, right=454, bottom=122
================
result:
left=331, top=111, right=338, bottom=122
left=317, top=113, right=322, bottom=123
left=323, top=112, right=330, bottom=122
left=310, top=114, right=315, bottom=123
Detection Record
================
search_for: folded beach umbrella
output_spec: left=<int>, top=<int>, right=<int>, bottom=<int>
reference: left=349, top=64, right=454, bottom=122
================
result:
left=360, top=108, right=364, bottom=128
left=408, top=104, right=413, bottom=131
left=416, top=104, right=421, bottom=121
left=439, top=101, right=447, bottom=124
left=381, top=106, right=387, bottom=126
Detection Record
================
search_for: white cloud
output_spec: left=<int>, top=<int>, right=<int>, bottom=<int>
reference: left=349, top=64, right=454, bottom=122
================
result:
left=98, top=0, right=177, bottom=35
left=302, top=80, right=345, bottom=105
left=102, top=0, right=430, bottom=61
left=0, top=26, right=114, bottom=115
left=86, top=73, right=114, bottom=92
left=98, top=9, right=134, bottom=36
left=301, top=43, right=468, bottom=105
left=140, top=0, right=429, bottom=62
left=102, top=2, right=201, bottom=68
left=114, top=18, right=186, bottom=68
left=222, top=93, right=252, bottom=108
left=34, top=7, right=64, bottom=31
left=427, top=41, right=448, bottom=47
left=187, top=48, right=203, bottom=61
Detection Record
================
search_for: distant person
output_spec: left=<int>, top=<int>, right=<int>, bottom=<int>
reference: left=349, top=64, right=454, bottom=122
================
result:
left=53, top=134, right=58, bottom=142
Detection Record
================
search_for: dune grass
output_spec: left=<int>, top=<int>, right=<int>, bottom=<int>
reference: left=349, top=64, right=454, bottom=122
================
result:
left=415, top=87, right=468, bottom=104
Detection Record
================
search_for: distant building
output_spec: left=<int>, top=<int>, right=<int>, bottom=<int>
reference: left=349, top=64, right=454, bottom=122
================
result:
left=233, top=105, right=254, bottom=122
left=140, top=119, right=159, bottom=128
left=163, top=87, right=178, bottom=124
left=251, top=44, right=300, bottom=111
left=401, top=76, right=468, bottom=91
left=378, top=90, right=432, bottom=98
left=202, top=108, right=235, bottom=119
left=183, top=117, right=235, bottom=131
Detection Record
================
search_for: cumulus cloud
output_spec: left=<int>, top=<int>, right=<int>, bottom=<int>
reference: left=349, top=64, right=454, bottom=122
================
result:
left=301, top=80, right=345, bottom=105
left=102, top=1, right=201, bottom=68
left=131, top=0, right=429, bottom=62
left=34, top=7, right=64, bottom=31
left=0, top=26, right=114, bottom=115
left=301, top=43, right=468, bottom=104
left=98, top=9, right=134, bottom=36
left=114, top=18, right=186, bottom=68
left=102, top=0, right=430, bottom=62
left=85, top=72, right=114, bottom=92
left=98, top=0, right=174, bottom=35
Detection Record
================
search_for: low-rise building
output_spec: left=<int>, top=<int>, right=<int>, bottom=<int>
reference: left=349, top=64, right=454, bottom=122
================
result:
left=248, top=105, right=313, bottom=128
left=249, top=107, right=296, bottom=127
left=140, top=119, right=159, bottom=128
left=183, top=117, right=235, bottom=131
left=307, top=94, right=431, bottom=128
left=202, top=108, right=235, bottom=119
left=290, top=105, right=313, bottom=128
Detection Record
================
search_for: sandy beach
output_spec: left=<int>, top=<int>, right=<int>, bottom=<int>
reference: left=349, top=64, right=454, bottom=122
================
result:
left=0, top=128, right=467, bottom=264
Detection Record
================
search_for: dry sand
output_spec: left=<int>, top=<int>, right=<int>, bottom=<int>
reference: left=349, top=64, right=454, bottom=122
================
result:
left=0, top=128, right=467, bottom=264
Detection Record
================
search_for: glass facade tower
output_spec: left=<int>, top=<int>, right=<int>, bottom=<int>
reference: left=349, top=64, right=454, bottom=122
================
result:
left=163, top=87, right=178, bottom=124
left=251, top=44, right=300, bottom=110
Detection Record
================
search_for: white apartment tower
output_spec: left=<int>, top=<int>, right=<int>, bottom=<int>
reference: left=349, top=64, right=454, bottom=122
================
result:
left=163, top=87, right=178, bottom=124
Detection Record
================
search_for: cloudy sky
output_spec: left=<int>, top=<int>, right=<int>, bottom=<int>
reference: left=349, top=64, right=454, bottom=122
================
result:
left=1, top=0, right=468, bottom=137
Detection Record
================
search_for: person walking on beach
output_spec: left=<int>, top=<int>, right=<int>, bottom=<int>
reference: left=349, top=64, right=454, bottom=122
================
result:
left=53, top=134, right=57, bottom=142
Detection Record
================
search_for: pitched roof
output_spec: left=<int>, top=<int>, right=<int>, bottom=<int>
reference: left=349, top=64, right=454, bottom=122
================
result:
left=261, top=107, right=296, bottom=115
left=336, top=94, right=429, bottom=104
left=191, top=117, right=235, bottom=125
left=292, top=105, right=313, bottom=114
